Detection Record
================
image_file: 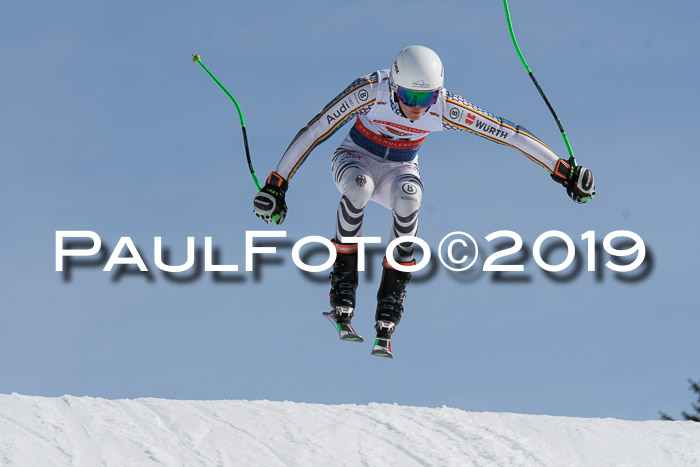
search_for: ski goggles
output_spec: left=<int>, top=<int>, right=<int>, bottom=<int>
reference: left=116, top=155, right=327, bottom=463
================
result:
left=396, top=87, right=440, bottom=108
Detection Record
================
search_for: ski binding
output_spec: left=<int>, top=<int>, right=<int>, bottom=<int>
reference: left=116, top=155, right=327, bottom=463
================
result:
left=370, top=338, right=393, bottom=358
left=371, top=320, right=396, bottom=358
left=322, top=307, right=363, bottom=342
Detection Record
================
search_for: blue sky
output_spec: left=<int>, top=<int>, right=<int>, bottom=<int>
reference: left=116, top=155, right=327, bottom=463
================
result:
left=2, top=0, right=699, bottom=421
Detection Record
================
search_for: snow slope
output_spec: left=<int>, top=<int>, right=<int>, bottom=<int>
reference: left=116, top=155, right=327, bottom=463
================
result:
left=0, top=394, right=698, bottom=466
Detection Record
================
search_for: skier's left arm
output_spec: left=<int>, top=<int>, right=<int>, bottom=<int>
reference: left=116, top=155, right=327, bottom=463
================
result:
left=442, top=90, right=595, bottom=203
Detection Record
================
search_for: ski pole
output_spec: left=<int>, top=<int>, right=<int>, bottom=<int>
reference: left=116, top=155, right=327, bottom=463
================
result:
left=502, top=1, right=577, bottom=167
left=192, top=54, right=262, bottom=191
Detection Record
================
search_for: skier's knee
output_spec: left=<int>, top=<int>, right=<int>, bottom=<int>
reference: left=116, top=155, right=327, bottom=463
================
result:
left=341, top=171, right=374, bottom=206
left=391, top=179, right=422, bottom=217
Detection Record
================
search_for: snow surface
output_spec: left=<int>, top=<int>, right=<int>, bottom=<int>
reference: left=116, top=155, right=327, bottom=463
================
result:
left=0, top=394, right=698, bottom=466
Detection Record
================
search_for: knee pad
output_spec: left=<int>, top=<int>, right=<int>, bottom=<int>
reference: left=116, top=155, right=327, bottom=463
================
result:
left=391, top=179, right=422, bottom=217
left=340, top=170, right=375, bottom=207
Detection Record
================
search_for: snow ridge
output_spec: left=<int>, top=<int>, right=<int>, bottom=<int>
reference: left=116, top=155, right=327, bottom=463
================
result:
left=0, top=394, right=698, bottom=466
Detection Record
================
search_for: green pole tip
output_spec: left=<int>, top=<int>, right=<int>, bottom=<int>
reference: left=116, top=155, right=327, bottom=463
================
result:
left=192, top=54, right=201, bottom=63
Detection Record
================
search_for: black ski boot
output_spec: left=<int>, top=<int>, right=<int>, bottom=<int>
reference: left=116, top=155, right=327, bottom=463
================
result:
left=322, top=241, right=363, bottom=342
left=371, top=259, right=411, bottom=358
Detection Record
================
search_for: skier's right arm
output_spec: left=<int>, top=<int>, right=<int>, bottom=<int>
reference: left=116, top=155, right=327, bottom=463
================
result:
left=253, top=72, right=379, bottom=224
left=275, top=72, right=379, bottom=182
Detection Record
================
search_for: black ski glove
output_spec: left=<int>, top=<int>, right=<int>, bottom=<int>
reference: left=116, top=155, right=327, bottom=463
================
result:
left=551, top=158, right=596, bottom=204
left=253, top=172, right=288, bottom=224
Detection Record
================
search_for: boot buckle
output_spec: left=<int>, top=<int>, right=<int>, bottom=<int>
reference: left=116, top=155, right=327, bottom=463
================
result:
left=375, top=320, right=396, bottom=335
left=335, top=306, right=353, bottom=318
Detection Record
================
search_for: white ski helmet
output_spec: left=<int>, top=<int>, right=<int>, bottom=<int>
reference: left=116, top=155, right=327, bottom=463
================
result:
left=390, top=45, right=444, bottom=92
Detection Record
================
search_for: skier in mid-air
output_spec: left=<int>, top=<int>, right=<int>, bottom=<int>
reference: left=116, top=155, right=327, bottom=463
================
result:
left=253, top=46, right=595, bottom=358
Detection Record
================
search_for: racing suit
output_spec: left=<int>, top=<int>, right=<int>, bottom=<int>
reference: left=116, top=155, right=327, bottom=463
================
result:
left=275, top=69, right=561, bottom=262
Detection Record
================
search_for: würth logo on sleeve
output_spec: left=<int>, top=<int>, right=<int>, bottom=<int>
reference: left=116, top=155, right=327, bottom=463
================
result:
left=465, top=113, right=476, bottom=125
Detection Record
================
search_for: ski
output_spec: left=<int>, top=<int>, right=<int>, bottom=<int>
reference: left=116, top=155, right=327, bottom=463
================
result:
left=371, top=338, right=393, bottom=358
left=322, top=309, right=364, bottom=342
